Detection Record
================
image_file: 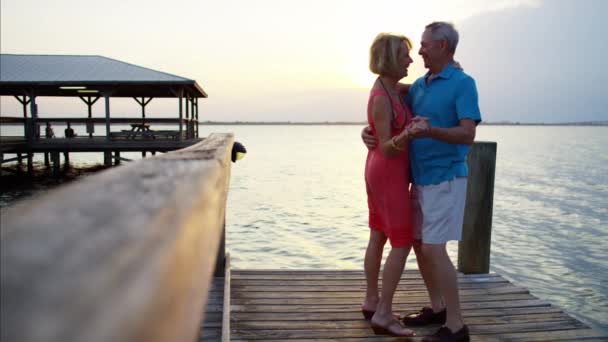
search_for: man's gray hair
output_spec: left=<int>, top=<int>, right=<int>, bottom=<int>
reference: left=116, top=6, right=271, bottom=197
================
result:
left=425, top=21, right=459, bottom=53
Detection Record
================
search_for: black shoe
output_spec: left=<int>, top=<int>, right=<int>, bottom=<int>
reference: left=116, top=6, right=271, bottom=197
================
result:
left=425, top=325, right=469, bottom=342
left=402, top=306, right=446, bottom=326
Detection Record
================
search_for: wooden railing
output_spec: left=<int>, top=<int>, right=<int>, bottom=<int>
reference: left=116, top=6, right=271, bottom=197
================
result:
left=0, top=133, right=233, bottom=342
left=458, top=142, right=497, bottom=274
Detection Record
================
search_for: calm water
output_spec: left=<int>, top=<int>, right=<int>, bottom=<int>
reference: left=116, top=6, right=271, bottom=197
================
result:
left=1, top=125, right=607, bottom=333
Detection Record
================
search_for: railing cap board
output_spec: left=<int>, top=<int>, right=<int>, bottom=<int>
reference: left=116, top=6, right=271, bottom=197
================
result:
left=1, top=133, right=233, bottom=342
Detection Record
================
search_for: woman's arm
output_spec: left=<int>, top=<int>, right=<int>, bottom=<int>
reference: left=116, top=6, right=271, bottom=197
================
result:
left=371, top=96, right=410, bottom=156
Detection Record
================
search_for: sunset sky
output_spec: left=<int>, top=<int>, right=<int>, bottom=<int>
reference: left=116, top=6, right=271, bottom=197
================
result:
left=1, top=0, right=606, bottom=123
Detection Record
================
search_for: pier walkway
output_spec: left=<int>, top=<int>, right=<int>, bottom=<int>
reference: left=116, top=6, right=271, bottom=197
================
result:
left=210, top=269, right=607, bottom=341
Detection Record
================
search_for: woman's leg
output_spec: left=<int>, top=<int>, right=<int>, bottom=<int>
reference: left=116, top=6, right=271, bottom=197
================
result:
left=371, top=245, right=415, bottom=336
left=362, top=230, right=386, bottom=311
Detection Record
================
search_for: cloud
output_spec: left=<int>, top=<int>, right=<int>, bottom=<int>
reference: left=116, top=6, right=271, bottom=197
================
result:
left=456, top=0, right=608, bottom=123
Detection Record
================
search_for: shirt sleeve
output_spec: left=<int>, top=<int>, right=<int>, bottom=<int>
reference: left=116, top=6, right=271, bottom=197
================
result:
left=455, top=76, right=482, bottom=124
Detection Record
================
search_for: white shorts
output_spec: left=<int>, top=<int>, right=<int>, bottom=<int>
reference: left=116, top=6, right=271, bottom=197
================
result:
left=412, top=177, right=468, bottom=244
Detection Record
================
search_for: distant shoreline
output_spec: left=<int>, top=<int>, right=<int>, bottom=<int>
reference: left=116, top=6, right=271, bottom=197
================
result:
left=197, top=121, right=608, bottom=126
left=1, top=120, right=606, bottom=126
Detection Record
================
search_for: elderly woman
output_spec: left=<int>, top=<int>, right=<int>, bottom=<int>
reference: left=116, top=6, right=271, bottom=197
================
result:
left=361, top=32, right=417, bottom=337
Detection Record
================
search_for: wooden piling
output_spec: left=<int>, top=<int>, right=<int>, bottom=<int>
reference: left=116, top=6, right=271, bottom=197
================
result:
left=458, top=142, right=497, bottom=274
left=27, top=153, right=33, bottom=175
left=51, top=152, right=60, bottom=174
left=104, top=151, right=112, bottom=166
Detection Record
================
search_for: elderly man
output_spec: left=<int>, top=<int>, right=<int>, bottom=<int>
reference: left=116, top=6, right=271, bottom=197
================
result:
left=362, top=21, right=481, bottom=342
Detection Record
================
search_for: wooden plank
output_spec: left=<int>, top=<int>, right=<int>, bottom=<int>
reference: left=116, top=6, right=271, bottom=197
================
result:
left=233, top=312, right=577, bottom=330
left=230, top=276, right=508, bottom=286
left=231, top=306, right=564, bottom=322
left=231, top=293, right=536, bottom=306
left=230, top=319, right=585, bottom=340
left=232, top=329, right=608, bottom=342
left=231, top=299, right=551, bottom=313
left=231, top=270, right=502, bottom=280
left=221, top=254, right=231, bottom=342
left=1, top=133, right=234, bottom=342
left=232, top=285, right=529, bottom=298
left=231, top=281, right=511, bottom=292
left=232, top=270, right=502, bottom=279
left=474, top=329, right=608, bottom=341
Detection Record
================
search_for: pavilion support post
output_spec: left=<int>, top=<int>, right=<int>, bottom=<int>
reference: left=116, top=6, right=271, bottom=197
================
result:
left=44, top=153, right=50, bottom=167
left=104, top=94, right=111, bottom=140
left=178, top=89, right=184, bottom=141
left=79, top=96, right=100, bottom=138
left=142, top=151, right=147, bottom=158
left=195, top=97, right=199, bottom=138
left=114, top=151, right=121, bottom=165
left=15, top=95, right=31, bottom=118
left=63, top=152, right=70, bottom=165
left=133, top=97, right=153, bottom=127
left=29, top=93, right=38, bottom=141
left=185, top=94, right=190, bottom=139
left=17, top=153, right=23, bottom=165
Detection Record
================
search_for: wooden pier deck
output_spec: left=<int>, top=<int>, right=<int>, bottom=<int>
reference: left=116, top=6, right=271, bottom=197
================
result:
left=202, top=269, right=607, bottom=341
left=27, top=136, right=203, bottom=152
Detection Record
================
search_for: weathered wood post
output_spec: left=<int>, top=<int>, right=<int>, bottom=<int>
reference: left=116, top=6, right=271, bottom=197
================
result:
left=1, top=133, right=234, bottom=342
left=214, top=218, right=226, bottom=277
left=457, top=141, right=497, bottom=274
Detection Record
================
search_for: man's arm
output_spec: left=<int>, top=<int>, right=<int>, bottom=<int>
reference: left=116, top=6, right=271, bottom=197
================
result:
left=427, top=119, right=476, bottom=145
left=414, top=75, right=480, bottom=145
left=361, top=126, right=377, bottom=150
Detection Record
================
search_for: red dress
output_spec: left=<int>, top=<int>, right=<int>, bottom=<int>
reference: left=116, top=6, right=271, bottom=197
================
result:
left=365, top=89, right=414, bottom=247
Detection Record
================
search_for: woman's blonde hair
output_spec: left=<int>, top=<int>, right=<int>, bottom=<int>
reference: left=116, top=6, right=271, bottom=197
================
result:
left=369, top=33, right=412, bottom=77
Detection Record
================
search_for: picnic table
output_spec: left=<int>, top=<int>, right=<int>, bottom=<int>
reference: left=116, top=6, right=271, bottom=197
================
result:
left=128, top=123, right=152, bottom=139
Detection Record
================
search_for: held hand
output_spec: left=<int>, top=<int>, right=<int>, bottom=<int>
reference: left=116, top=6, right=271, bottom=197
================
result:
left=361, top=126, right=377, bottom=150
left=407, top=117, right=431, bottom=137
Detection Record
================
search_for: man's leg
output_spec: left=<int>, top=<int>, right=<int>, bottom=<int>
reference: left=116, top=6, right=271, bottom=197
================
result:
left=409, top=185, right=444, bottom=315
left=422, top=243, right=463, bottom=332
left=414, top=242, right=445, bottom=312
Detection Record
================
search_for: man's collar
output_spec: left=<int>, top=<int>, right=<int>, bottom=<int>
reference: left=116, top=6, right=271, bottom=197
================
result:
left=424, top=61, right=457, bottom=82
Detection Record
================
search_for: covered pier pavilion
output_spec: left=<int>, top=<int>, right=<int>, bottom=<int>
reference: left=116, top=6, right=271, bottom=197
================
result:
left=0, top=54, right=208, bottom=173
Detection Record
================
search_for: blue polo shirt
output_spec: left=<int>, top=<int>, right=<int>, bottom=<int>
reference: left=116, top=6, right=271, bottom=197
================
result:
left=406, top=62, right=482, bottom=186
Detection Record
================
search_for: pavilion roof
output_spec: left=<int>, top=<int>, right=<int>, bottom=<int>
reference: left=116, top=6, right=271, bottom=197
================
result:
left=0, top=54, right=207, bottom=98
